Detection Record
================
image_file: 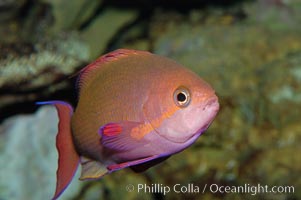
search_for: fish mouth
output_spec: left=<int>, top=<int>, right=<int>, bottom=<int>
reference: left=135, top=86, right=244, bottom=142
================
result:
left=204, top=96, right=219, bottom=111
left=194, top=96, right=219, bottom=134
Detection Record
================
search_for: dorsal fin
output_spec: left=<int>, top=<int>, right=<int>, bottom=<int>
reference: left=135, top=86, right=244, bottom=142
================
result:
left=76, top=49, right=151, bottom=94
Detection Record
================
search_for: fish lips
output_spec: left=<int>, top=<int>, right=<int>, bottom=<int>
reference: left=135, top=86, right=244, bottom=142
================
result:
left=153, top=96, right=219, bottom=144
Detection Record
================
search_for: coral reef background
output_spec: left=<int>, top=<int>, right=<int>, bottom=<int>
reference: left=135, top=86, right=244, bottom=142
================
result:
left=0, top=0, right=300, bottom=199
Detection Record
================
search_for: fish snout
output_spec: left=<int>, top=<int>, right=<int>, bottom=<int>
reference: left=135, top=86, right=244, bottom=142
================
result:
left=204, top=95, right=219, bottom=112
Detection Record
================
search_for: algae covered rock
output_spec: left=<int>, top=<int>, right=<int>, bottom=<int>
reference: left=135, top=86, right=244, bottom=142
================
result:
left=258, top=51, right=301, bottom=127
left=145, top=2, right=301, bottom=200
left=0, top=32, right=89, bottom=89
left=41, top=0, right=103, bottom=32
left=81, top=8, right=138, bottom=59
left=0, top=33, right=90, bottom=115
left=0, top=0, right=27, bottom=21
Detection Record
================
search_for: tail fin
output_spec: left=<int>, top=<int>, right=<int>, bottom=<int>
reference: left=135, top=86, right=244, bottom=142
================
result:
left=37, top=101, right=80, bottom=200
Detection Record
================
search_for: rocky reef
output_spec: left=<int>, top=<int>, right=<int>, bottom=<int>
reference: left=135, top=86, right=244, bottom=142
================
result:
left=0, top=0, right=300, bottom=200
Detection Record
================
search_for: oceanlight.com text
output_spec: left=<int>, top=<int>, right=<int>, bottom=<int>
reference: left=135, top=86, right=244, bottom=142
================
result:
left=209, top=183, right=294, bottom=196
left=125, top=183, right=295, bottom=196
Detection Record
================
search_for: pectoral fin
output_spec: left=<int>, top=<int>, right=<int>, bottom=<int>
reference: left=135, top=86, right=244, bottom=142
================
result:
left=99, top=121, right=146, bottom=151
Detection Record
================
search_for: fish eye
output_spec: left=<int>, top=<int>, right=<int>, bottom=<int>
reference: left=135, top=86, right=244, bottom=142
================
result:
left=173, top=87, right=191, bottom=108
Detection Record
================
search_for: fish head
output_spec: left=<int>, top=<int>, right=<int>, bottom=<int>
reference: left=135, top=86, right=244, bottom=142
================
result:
left=143, top=67, right=219, bottom=146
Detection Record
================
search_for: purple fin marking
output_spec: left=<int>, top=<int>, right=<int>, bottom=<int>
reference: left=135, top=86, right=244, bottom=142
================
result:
left=36, top=101, right=72, bottom=107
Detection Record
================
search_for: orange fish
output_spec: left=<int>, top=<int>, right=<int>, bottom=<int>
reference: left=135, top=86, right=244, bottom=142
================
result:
left=37, top=49, right=219, bottom=199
